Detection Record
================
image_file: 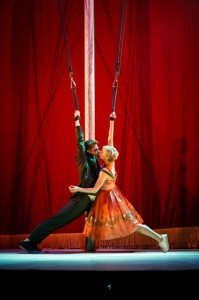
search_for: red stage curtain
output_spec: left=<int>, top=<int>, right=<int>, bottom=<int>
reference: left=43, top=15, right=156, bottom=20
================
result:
left=0, top=0, right=199, bottom=235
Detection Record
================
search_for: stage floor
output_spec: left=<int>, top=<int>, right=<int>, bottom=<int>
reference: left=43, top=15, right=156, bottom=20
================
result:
left=1, top=249, right=199, bottom=298
left=0, top=248, right=199, bottom=271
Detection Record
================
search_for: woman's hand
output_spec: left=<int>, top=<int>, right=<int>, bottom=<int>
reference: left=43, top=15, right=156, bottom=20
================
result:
left=110, top=111, right=116, bottom=120
left=69, top=185, right=79, bottom=193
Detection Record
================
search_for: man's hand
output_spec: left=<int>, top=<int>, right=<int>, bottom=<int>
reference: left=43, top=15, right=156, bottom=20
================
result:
left=74, top=110, right=80, bottom=121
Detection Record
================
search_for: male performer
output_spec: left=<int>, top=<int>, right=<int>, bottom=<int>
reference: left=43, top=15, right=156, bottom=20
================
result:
left=19, top=110, right=101, bottom=253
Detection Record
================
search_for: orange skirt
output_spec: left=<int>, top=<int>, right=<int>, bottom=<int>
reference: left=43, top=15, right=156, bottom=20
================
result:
left=83, top=186, right=144, bottom=241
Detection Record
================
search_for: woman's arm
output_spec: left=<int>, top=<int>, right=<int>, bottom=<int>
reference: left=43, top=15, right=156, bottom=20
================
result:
left=108, top=111, right=116, bottom=146
left=69, top=170, right=108, bottom=194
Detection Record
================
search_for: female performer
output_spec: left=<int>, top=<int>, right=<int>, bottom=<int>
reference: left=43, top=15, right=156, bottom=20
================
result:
left=69, top=112, right=169, bottom=252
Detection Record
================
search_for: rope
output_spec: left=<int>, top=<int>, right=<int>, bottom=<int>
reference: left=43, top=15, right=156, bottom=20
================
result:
left=57, top=0, right=80, bottom=110
left=112, top=0, right=128, bottom=112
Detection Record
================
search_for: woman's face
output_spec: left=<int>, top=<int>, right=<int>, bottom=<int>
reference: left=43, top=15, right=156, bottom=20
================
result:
left=99, top=146, right=107, bottom=161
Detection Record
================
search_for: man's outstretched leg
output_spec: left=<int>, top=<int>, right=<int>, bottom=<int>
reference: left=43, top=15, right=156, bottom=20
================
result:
left=19, top=196, right=93, bottom=253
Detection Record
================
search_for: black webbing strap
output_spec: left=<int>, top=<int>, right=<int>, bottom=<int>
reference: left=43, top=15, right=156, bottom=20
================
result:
left=57, top=0, right=80, bottom=110
left=112, top=79, right=118, bottom=112
left=112, top=0, right=128, bottom=112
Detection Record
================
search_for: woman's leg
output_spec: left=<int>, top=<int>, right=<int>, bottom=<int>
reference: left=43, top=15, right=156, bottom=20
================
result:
left=136, top=224, right=162, bottom=242
left=136, top=224, right=169, bottom=252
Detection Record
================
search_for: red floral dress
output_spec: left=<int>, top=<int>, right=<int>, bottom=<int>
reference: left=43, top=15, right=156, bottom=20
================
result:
left=83, top=169, right=144, bottom=241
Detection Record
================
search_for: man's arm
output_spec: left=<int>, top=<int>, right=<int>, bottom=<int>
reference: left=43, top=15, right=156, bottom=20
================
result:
left=74, top=110, right=86, bottom=169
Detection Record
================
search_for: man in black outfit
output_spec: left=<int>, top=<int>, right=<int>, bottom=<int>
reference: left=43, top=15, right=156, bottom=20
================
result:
left=19, top=110, right=101, bottom=253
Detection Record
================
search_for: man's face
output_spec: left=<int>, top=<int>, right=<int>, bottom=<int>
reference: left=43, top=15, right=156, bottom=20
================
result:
left=87, top=144, right=100, bottom=156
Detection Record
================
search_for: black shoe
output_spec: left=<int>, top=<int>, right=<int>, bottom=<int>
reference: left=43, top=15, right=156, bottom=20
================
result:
left=19, top=240, right=41, bottom=253
left=85, top=237, right=96, bottom=252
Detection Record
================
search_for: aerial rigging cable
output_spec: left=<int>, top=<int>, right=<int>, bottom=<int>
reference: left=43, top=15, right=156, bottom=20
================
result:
left=57, top=0, right=128, bottom=113
left=57, top=0, right=80, bottom=110
left=112, top=0, right=128, bottom=112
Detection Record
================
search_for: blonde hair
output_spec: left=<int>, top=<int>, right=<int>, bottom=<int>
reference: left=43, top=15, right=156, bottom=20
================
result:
left=104, top=145, right=119, bottom=162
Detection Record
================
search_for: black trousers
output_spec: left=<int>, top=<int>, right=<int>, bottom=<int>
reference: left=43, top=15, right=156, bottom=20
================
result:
left=29, top=195, right=93, bottom=244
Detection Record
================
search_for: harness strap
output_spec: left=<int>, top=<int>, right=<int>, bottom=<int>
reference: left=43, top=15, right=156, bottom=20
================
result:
left=101, top=169, right=115, bottom=179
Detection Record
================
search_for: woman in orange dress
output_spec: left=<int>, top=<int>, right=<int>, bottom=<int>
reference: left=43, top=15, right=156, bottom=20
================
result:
left=69, top=112, right=169, bottom=252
